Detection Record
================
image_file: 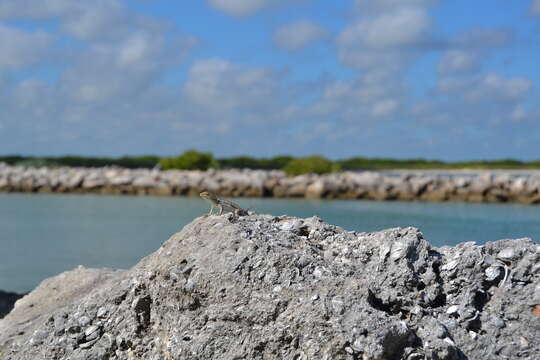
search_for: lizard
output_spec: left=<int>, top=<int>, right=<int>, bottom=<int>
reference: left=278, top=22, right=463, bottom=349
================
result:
left=199, top=191, right=249, bottom=216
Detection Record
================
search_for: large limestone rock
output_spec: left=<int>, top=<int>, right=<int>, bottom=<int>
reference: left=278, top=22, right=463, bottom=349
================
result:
left=0, top=214, right=538, bottom=359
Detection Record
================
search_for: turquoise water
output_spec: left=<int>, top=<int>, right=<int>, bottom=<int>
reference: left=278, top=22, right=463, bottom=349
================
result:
left=1, top=193, right=539, bottom=292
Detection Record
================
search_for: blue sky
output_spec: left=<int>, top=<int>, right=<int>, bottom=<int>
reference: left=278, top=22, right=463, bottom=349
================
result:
left=0, top=0, right=539, bottom=160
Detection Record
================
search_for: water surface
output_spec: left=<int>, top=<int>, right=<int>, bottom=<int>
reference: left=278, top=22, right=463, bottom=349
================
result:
left=1, top=193, right=538, bottom=292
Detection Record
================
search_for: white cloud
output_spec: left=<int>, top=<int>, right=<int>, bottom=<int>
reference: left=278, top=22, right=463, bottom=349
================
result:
left=339, top=2, right=512, bottom=75
left=353, top=0, right=438, bottom=14
left=339, top=8, right=430, bottom=50
left=207, top=0, right=308, bottom=17
left=337, top=4, right=433, bottom=74
left=510, top=105, right=527, bottom=122
left=438, top=73, right=533, bottom=102
left=410, top=82, right=537, bottom=157
left=0, top=0, right=162, bottom=41
left=273, top=20, right=328, bottom=51
left=452, top=27, right=513, bottom=49
left=437, top=28, right=512, bottom=74
left=0, top=0, right=537, bottom=159
left=207, top=0, right=271, bottom=16
left=58, top=30, right=194, bottom=104
left=117, top=34, right=152, bottom=67
left=0, top=0, right=56, bottom=18
left=438, top=50, right=479, bottom=74
left=307, top=71, right=404, bottom=125
left=334, top=0, right=524, bottom=148
left=183, top=59, right=279, bottom=113
left=12, top=79, right=50, bottom=109
left=0, top=0, right=207, bottom=155
left=60, top=1, right=128, bottom=41
left=371, top=99, right=399, bottom=116
left=531, top=0, right=540, bottom=16
left=0, top=24, right=52, bottom=70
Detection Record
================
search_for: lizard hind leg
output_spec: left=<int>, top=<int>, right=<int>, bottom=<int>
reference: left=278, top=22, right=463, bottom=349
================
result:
left=208, top=205, right=214, bottom=215
left=218, top=204, right=224, bottom=215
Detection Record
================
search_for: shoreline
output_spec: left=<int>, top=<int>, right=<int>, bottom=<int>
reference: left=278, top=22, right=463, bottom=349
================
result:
left=1, top=163, right=539, bottom=204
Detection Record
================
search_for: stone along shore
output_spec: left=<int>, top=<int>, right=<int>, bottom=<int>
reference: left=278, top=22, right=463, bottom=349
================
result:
left=1, top=163, right=540, bottom=203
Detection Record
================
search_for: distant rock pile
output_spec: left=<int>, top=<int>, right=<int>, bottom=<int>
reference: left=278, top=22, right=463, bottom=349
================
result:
left=1, top=163, right=540, bottom=203
left=1, top=214, right=538, bottom=359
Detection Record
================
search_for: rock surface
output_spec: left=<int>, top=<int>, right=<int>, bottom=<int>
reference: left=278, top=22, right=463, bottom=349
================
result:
left=0, top=214, right=538, bottom=359
left=1, top=163, right=540, bottom=203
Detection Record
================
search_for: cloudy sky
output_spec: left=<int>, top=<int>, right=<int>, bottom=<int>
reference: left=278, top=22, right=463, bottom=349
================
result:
left=0, top=0, right=539, bottom=160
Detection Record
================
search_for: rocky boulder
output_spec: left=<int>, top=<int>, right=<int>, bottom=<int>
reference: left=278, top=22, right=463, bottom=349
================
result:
left=0, top=214, right=538, bottom=359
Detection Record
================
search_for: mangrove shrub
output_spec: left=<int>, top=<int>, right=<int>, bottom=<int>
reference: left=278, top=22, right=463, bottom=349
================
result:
left=283, top=155, right=339, bottom=176
left=160, top=150, right=215, bottom=170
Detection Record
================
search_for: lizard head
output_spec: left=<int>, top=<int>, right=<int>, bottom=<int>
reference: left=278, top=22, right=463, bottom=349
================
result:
left=199, top=191, right=210, bottom=199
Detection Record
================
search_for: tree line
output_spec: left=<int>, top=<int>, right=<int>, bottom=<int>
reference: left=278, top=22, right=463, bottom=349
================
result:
left=2, top=151, right=539, bottom=175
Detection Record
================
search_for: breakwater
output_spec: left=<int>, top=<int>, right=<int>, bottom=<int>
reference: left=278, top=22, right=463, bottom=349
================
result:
left=1, top=163, right=539, bottom=203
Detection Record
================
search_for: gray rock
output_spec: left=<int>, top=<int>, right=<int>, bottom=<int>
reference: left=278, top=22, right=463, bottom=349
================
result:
left=96, top=306, right=108, bottom=319
left=29, top=330, right=48, bottom=346
left=2, top=164, right=540, bottom=203
left=497, top=247, right=518, bottom=261
left=77, top=315, right=91, bottom=327
left=485, top=265, right=502, bottom=281
left=0, top=214, right=538, bottom=359
left=84, top=325, right=101, bottom=339
left=446, top=305, right=459, bottom=315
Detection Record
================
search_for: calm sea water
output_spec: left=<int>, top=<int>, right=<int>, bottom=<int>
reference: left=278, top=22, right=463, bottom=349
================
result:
left=1, top=193, right=539, bottom=292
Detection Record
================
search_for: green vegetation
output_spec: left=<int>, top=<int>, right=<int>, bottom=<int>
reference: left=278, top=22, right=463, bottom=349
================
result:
left=283, top=156, right=340, bottom=176
left=160, top=150, right=215, bottom=170
left=338, top=157, right=445, bottom=170
left=2, top=153, right=539, bottom=174
left=217, top=155, right=293, bottom=170
left=0, top=155, right=160, bottom=168
left=337, top=157, right=540, bottom=170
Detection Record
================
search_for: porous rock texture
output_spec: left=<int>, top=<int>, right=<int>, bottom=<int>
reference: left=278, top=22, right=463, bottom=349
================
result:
left=0, top=214, right=538, bottom=359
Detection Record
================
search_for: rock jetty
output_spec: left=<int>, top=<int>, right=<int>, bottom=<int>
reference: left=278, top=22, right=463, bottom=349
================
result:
left=0, top=214, right=538, bottom=359
left=1, top=163, right=540, bottom=203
